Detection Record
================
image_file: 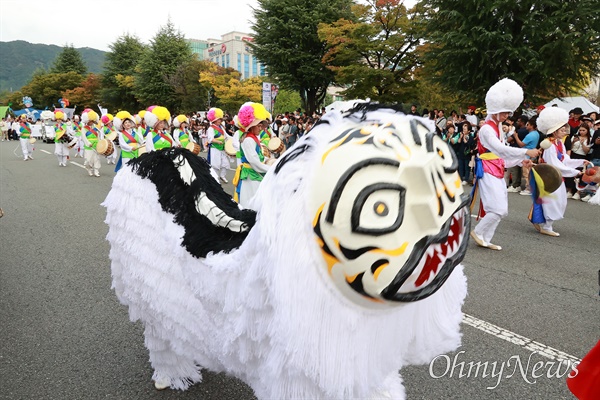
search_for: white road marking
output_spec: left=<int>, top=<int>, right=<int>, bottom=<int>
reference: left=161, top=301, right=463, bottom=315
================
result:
left=40, top=149, right=51, bottom=154
left=70, top=161, right=87, bottom=169
left=463, top=313, right=581, bottom=363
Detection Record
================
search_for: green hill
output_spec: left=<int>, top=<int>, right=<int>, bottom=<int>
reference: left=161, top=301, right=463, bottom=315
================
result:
left=0, top=40, right=106, bottom=93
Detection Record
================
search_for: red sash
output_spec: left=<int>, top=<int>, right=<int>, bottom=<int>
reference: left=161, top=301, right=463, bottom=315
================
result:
left=20, top=122, right=31, bottom=134
left=122, top=130, right=138, bottom=144
left=211, top=124, right=225, bottom=136
left=158, top=131, right=173, bottom=145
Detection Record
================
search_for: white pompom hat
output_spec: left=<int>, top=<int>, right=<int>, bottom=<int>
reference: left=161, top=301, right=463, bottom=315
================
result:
left=172, top=114, right=189, bottom=128
left=485, top=78, right=523, bottom=114
left=537, top=107, right=569, bottom=135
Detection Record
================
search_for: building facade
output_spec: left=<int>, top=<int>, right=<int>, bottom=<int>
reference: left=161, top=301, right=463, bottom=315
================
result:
left=198, top=31, right=266, bottom=80
left=187, top=39, right=210, bottom=60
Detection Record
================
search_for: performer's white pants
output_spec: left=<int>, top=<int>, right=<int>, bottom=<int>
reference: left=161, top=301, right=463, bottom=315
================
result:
left=537, top=182, right=568, bottom=233
left=84, top=149, right=101, bottom=174
left=210, top=148, right=229, bottom=179
left=75, top=138, right=85, bottom=157
left=54, top=142, right=69, bottom=165
left=239, top=179, right=261, bottom=209
left=474, top=172, right=508, bottom=243
left=20, top=138, right=32, bottom=159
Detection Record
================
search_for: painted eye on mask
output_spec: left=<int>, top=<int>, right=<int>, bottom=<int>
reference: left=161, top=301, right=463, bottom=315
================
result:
left=351, top=184, right=406, bottom=235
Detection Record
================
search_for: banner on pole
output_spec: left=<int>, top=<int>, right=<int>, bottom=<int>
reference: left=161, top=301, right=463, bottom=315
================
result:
left=262, top=82, right=272, bottom=114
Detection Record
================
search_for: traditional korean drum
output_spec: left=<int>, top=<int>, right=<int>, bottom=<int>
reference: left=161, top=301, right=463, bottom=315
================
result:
left=224, top=139, right=237, bottom=156
left=96, top=139, right=114, bottom=156
left=67, top=137, right=78, bottom=149
left=105, top=131, right=118, bottom=142
left=186, top=142, right=201, bottom=155
left=267, top=137, right=285, bottom=153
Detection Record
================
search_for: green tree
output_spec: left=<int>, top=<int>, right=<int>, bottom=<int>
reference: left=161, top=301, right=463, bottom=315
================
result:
left=251, top=0, right=354, bottom=115
left=135, top=20, right=193, bottom=111
left=422, top=0, right=600, bottom=103
left=273, top=89, right=302, bottom=114
left=50, top=44, right=87, bottom=75
left=165, top=58, right=213, bottom=114
left=318, top=0, right=424, bottom=103
left=101, top=34, right=147, bottom=112
left=19, top=72, right=83, bottom=109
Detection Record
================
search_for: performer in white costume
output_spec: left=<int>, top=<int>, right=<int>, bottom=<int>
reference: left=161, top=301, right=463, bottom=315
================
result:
left=104, top=102, right=471, bottom=399
left=529, top=107, right=590, bottom=236
left=81, top=109, right=104, bottom=177
left=172, top=115, right=194, bottom=148
left=144, top=106, right=173, bottom=153
left=53, top=111, right=70, bottom=166
left=470, top=79, right=539, bottom=250
left=17, top=115, right=34, bottom=161
left=101, top=114, right=119, bottom=165
left=232, top=103, right=272, bottom=207
left=206, top=107, right=230, bottom=183
left=114, top=111, right=144, bottom=172
left=70, top=115, right=84, bottom=158
left=230, top=115, right=245, bottom=167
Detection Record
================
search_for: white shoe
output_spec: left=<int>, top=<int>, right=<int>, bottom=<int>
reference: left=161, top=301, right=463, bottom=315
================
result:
left=154, top=378, right=170, bottom=390
left=572, top=192, right=581, bottom=200
left=470, top=230, right=502, bottom=250
left=94, top=171, right=100, bottom=177
left=220, top=177, right=228, bottom=183
left=581, top=194, right=591, bottom=202
left=28, top=155, right=33, bottom=160
left=540, top=229, right=560, bottom=237
left=519, top=189, right=531, bottom=196
left=462, top=181, right=468, bottom=185
left=566, top=192, right=573, bottom=199
left=88, top=170, right=93, bottom=176
left=507, top=186, right=519, bottom=193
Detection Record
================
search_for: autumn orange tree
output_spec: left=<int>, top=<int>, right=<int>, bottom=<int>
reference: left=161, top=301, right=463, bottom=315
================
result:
left=17, top=71, right=83, bottom=109
left=63, top=73, right=102, bottom=110
left=318, top=0, right=425, bottom=103
left=199, top=61, right=263, bottom=114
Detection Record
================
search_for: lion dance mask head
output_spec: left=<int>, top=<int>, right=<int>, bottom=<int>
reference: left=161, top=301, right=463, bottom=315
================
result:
left=305, top=103, right=470, bottom=307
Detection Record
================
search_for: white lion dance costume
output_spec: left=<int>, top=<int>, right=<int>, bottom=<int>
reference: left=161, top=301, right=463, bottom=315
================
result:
left=103, top=103, right=470, bottom=399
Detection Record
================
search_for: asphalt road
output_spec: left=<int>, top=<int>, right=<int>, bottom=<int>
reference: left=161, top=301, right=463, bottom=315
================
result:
left=1, top=140, right=598, bottom=400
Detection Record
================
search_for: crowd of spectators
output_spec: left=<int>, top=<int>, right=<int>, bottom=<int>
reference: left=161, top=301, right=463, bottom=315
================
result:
left=3, top=103, right=599, bottom=197
left=411, top=103, right=599, bottom=201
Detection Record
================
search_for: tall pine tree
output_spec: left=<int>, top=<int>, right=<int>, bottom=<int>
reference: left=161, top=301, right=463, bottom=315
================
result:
left=101, top=34, right=147, bottom=112
left=134, top=20, right=193, bottom=112
left=422, top=0, right=600, bottom=103
left=51, top=44, right=87, bottom=75
left=251, top=0, right=354, bottom=114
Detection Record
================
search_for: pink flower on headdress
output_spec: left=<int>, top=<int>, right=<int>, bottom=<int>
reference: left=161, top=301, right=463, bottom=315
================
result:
left=101, top=115, right=110, bottom=124
left=207, top=109, right=216, bottom=122
left=238, top=105, right=255, bottom=128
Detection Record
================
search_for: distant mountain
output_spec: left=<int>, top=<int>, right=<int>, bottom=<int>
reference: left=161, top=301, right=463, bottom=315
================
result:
left=0, top=40, right=106, bottom=93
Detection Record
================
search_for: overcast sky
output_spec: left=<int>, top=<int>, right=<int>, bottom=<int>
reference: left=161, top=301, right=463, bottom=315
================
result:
left=0, top=0, right=260, bottom=51
left=1, top=0, right=418, bottom=52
